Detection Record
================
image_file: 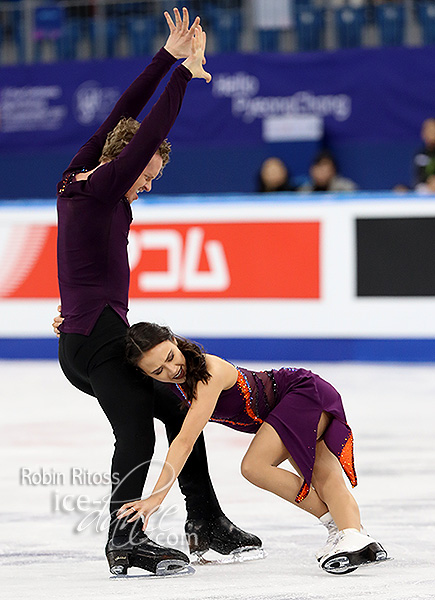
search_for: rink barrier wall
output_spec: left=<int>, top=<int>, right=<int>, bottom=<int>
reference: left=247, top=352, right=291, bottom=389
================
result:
left=0, top=337, right=434, bottom=362
left=0, top=193, right=434, bottom=361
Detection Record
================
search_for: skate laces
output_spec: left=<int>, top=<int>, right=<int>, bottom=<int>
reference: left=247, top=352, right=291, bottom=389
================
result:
left=322, top=518, right=338, bottom=541
left=315, top=517, right=339, bottom=560
left=326, top=525, right=338, bottom=545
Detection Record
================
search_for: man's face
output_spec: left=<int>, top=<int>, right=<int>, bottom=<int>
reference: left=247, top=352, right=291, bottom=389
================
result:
left=422, top=119, right=435, bottom=149
left=426, top=174, right=435, bottom=193
left=125, top=153, right=163, bottom=203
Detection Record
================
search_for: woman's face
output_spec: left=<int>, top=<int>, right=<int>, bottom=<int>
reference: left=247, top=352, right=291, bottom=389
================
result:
left=261, top=157, right=288, bottom=189
left=137, top=339, right=186, bottom=384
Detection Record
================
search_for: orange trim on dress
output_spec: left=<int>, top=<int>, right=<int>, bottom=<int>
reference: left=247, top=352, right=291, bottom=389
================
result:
left=175, top=371, right=264, bottom=429
left=294, top=428, right=357, bottom=504
left=236, top=370, right=264, bottom=425
left=295, top=481, right=310, bottom=503
left=339, top=431, right=358, bottom=488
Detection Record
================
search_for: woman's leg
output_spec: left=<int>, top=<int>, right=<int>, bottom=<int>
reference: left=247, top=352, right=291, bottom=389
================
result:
left=311, top=440, right=361, bottom=531
left=241, top=422, right=328, bottom=518
left=312, top=443, right=387, bottom=573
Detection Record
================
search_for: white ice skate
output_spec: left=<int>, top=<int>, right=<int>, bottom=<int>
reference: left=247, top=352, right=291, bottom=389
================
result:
left=316, top=513, right=339, bottom=562
left=315, top=514, right=370, bottom=562
left=320, top=528, right=387, bottom=575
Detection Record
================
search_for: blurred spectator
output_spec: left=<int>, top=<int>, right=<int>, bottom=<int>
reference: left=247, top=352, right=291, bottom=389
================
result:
left=415, top=154, right=435, bottom=194
left=298, top=150, right=357, bottom=192
left=257, top=157, right=294, bottom=192
left=392, top=183, right=411, bottom=193
left=415, top=174, right=435, bottom=195
left=413, top=117, right=435, bottom=186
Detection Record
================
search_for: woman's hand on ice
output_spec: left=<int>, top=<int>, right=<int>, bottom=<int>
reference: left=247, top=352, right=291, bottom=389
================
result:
left=182, top=25, right=212, bottom=83
left=163, top=7, right=201, bottom=60
left=52, top=305, right=64, bottom=337
left=117, top=497, right=162, bottom=531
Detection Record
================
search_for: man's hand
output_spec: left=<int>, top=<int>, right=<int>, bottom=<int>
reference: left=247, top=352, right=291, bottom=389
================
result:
left=52, top=305, right=64, bottom=337
left=182, top=25, right=212, bottom=83
left=163, top=7, right=201, bottom=60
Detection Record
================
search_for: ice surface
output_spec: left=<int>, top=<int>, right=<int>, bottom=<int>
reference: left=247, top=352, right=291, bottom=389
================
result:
left=1, top=361, right=435, bottom=600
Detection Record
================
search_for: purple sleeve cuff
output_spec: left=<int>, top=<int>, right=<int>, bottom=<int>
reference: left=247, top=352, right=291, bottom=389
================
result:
left=176, top=64, right=193, bottom=82
left=156, top=46, right=179, bottom=66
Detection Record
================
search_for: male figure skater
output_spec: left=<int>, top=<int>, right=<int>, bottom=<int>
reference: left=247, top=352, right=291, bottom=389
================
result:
left=55, top=8, right=260, bottom=575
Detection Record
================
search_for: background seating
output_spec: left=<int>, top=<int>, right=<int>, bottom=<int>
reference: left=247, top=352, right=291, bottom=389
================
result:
left=336, top=7, right=366, bottom=49
left=295, top=6, right=324, bottom=52
left=0, top=1, right=431, bottom=65
left=418, top=2, right=435, bottom=45
left=376, top=3, right=406, bottom=47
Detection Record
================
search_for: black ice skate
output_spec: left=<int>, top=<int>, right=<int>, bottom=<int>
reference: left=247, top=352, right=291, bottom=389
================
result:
left=106, top=530, right=190, bottom=577
left=320, top=528, right=388, bottom=575
left=185, top=515, right=265, bottom=564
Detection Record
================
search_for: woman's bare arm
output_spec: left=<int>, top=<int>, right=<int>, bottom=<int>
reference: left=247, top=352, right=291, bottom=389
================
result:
left=117, top=358, right=228, bottom=529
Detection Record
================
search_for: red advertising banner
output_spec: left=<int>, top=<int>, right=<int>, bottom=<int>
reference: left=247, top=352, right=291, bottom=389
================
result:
left=0, top=221, right=319, bottom=299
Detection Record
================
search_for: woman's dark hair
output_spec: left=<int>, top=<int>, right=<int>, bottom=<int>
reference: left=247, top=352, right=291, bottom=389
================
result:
left=125, top=322, right=211, bottom=407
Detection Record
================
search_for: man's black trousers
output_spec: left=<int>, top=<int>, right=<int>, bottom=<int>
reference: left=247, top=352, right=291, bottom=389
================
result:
left=58, top=306, right=223, bottom=536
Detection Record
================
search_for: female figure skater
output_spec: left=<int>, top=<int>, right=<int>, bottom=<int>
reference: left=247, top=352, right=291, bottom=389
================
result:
left=117, top=323, right=388, bottom=574
left=56, top=7, right=260, bottom=576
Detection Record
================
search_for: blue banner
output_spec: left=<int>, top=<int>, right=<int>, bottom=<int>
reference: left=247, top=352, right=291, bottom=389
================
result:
left=1, top=45, right=435, bottom=154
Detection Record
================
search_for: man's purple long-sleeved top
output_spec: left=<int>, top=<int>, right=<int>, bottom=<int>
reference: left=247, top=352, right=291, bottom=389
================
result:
left=57, top=49, right=191, bottom=335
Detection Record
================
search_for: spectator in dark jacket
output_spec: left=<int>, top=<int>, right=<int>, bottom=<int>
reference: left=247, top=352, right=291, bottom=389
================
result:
left=413, top=118, right=435, bottom=186
left=298, top=151, right=357, bottom=193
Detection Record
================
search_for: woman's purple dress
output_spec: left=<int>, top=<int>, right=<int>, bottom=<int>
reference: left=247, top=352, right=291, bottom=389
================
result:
left=172, top=367, right=357, bottom=503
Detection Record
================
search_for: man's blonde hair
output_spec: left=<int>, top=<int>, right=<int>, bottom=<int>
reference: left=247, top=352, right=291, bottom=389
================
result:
left=100, top=116, right=171, bottom=168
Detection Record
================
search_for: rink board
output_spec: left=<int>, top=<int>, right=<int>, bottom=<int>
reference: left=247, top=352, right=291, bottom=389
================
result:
left=0, top=193, right=434, bottom=360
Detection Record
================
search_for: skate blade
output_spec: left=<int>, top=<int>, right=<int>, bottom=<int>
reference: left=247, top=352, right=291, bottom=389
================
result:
left=325, top=555, right=392, bottom=575
left=355, top=556, right=393, bottom=569
left=321, top=554, right=359, bottom=575
left=110, top=565, right=129, bottom=576
left=192, top=546, right=267, bottom=566
left=321, top=544, right=391, bottom=575
left=110, top=562, right=195, bottom=579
